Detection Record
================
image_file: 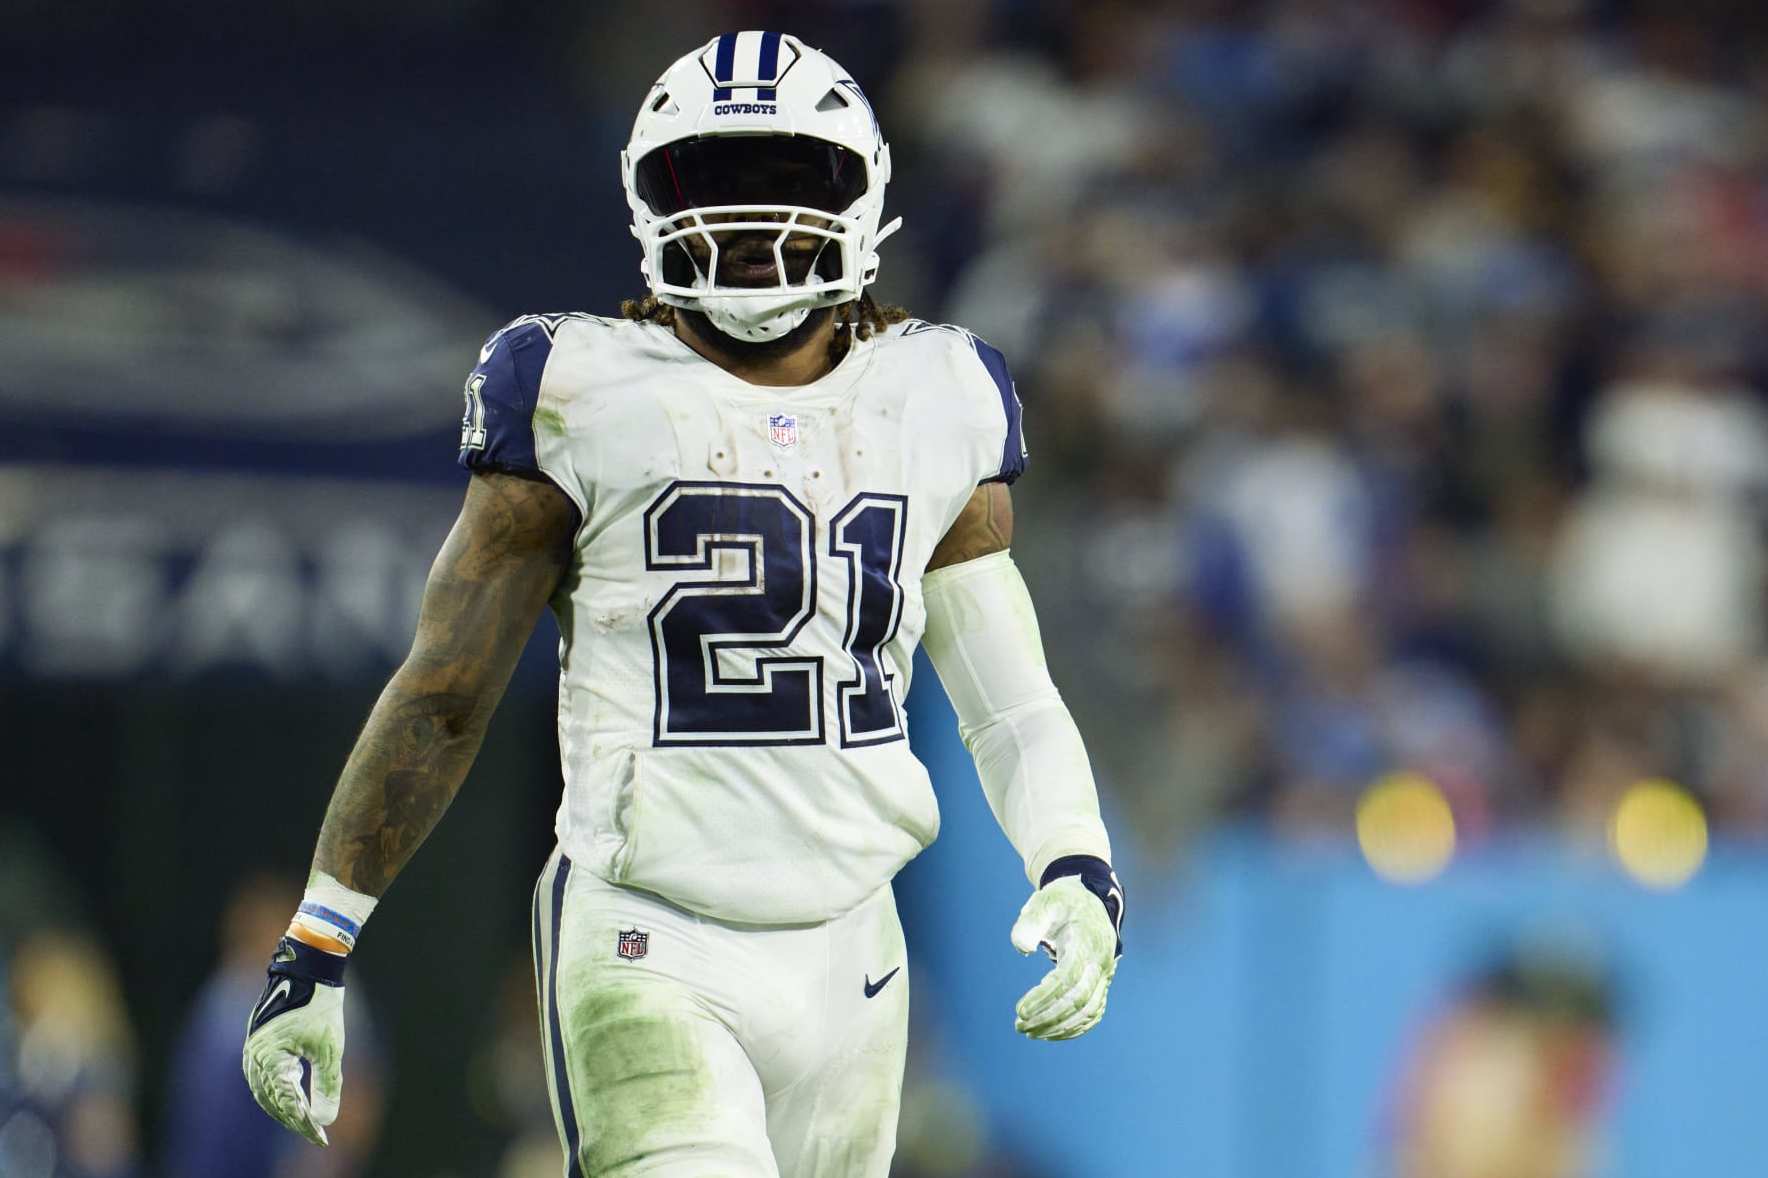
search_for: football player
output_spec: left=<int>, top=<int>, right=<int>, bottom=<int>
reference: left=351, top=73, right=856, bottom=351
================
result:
left=243, top=31, right=1123, bottom=1178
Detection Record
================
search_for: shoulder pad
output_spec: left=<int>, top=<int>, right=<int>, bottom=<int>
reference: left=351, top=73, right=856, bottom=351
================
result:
left=965, top=332, right=1026, bottom=486
left=894, top=318, right=975, bottom=343
left=889, top=319, right=1026, bottom=484
left=456, top=315, right=592, bottom=475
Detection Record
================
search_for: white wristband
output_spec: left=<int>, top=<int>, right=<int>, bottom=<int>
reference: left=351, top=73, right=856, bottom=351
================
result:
left=289, top=870, right=378, bottom=954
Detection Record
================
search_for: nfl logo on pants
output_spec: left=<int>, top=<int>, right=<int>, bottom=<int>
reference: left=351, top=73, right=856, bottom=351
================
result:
left=616, top=928, right=649, bottom=960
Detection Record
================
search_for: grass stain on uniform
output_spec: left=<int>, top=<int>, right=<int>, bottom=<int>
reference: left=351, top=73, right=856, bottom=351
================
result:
left=534, top=406, right=568, bottom=436
left=557, top=980, right=717, bottom=1171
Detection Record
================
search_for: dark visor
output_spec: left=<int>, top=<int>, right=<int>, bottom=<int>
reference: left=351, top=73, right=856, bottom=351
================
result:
left=634, top=135, right=867, bottom=216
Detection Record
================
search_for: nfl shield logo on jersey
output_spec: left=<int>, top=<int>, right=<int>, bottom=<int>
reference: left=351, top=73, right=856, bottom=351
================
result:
left=767, top=412, right=798, bottom=449
left=616, top=928, right=649, bottom=960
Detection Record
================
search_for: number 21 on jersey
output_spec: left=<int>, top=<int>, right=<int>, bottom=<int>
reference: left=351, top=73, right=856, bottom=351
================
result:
left=644, top=481, right=907, bottom=749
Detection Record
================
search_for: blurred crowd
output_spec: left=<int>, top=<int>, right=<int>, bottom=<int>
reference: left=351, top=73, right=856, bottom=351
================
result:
left=852, top=0, right=1768, bottom=860
left=0, top=831, right=387, bottom=1178
left=10, top=1, right=1766, bottom=1176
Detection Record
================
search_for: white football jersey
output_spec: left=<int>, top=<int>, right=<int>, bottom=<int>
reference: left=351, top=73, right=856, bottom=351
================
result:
left=458, top=313, right=1026, bottom=923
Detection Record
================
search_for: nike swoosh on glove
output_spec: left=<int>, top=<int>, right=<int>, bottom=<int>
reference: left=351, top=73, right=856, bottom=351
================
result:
left=1011, top=856, right=1124, bottom=1041
left=241, top=935, right=347, bottom=1146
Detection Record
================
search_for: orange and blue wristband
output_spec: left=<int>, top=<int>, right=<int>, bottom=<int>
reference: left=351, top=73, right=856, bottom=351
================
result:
left=284, top=874, right=377, bottom=958
left=288, top=905, right=359, bottom=956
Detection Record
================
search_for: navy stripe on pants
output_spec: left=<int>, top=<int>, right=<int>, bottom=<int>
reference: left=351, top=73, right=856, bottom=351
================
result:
left=540, top=854, right=585, bottom=1178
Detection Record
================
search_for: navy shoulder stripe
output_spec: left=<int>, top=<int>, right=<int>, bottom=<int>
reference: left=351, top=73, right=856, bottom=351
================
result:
left=457, top=320, right=555, bottom=476
left=969, top=335, right=1026, bottom=485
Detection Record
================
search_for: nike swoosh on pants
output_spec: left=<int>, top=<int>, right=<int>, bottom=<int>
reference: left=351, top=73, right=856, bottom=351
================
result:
left=863, top=967, right=900, bottom=998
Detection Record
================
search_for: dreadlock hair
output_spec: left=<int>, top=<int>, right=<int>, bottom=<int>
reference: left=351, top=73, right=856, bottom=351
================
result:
left=619, top=292, right=910, bottom=366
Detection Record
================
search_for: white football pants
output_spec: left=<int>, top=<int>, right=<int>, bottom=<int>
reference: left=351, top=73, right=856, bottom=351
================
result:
left=531, top=849, right=909, bottom=1177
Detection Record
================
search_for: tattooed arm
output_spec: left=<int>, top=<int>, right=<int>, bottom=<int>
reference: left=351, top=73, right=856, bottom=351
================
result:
left=312, top=470, right=577, bottom=896
left=928, top=481, right=1013, bottom=570
left=242, top=469, right=574, bottom=1147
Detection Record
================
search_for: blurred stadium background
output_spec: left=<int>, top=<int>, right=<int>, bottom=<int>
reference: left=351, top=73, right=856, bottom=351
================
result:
left=6, top=0, right=1768, bottom=1174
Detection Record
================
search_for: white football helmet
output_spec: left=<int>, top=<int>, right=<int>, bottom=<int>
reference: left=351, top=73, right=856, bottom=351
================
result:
left=622, top=31, right=902, bottom=342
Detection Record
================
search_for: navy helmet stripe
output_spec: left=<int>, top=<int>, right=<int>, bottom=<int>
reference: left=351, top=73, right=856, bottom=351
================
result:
left=712, top=32, right=736, bottom=101
left=545, top=855, right=585, bottom=1178
left=757, top=31, right=781, bottom=100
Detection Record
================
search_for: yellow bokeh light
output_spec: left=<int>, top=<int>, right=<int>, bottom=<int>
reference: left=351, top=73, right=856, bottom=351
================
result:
left=1356, top=772, right=1456, bottom=884
left=1610, top=779, right=1707, bottom=890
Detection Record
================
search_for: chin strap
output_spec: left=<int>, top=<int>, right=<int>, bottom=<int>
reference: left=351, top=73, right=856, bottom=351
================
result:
left=698, top=292, right=818, bottom=342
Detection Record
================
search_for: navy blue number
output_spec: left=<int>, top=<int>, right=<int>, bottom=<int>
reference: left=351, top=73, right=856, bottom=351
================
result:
left=645, top=482, right=822, bottom=745
left=830, top=494, right=908, bottom=746
left=645, top=482, right=908, bottom=748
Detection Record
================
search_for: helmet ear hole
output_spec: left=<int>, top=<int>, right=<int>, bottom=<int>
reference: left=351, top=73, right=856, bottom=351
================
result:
left=660, top=240, right=698, bottom=287
left=813, top=243, right=844, bottom=282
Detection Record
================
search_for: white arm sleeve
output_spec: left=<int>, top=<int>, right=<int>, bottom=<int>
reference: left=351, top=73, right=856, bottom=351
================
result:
left=921, top=549, right=1112, bottom=884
